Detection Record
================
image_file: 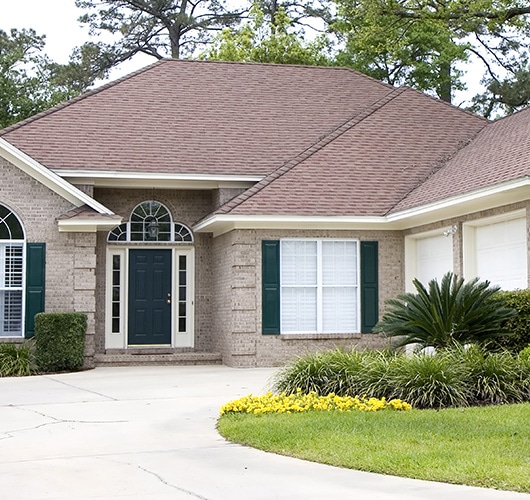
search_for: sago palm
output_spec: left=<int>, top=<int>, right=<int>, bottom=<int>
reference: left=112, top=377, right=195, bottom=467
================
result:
left=374, top=272, right=516, bottom=349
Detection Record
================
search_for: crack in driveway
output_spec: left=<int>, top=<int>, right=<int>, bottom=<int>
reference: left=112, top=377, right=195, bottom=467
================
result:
left=106, top=458, right=213, bottom=500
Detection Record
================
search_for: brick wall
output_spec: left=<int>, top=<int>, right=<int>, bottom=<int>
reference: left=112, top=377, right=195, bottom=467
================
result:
left=210, top=228, right=403, bottom=367
left=0, top=158, right=97, bottom=365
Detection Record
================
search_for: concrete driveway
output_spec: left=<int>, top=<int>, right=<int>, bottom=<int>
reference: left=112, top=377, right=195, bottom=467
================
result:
left=0, top=366, right=528, bottom=500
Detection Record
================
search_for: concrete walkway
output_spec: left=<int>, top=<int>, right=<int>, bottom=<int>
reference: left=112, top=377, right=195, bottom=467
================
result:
left=0, top=366, right=528, bottom=500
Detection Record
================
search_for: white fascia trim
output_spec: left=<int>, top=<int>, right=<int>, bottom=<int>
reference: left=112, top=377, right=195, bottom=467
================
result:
left=388, top=177, right=530, bottom=224
left=54, top=170, right=263, bottom=189
left=0, top=138, right=114, bottom=215
left=195, top=178, right=530, bottom=236
left=58, top=217, right=122, bottom=233
left=194, top=214, right=390, bottom=236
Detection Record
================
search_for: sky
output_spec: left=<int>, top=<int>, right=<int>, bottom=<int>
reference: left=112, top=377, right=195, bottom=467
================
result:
left=1, top=0, right=151, bottom=80
left=1, top=0, right=482, bottom=103
left=2, top=0, right=88, bottom=63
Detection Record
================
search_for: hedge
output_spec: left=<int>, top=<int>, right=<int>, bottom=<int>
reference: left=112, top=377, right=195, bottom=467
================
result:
left=491, top=290, right=530, bottom=353
left=34, top=312, right=87, bottom=372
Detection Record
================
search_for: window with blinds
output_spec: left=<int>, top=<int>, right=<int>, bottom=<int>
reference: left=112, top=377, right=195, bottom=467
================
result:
left=280, top=240, right=359, bottom=333
left=0, top=243, right=24, bottom=336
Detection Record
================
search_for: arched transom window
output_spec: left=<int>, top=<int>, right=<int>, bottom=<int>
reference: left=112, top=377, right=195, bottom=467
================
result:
left=107, top=201, right=193, bottom=243
left=0, top=205, right=25, bottom=337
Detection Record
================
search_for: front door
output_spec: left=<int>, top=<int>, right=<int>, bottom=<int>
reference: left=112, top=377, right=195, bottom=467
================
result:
left=128, top=249, right=172, bottom=345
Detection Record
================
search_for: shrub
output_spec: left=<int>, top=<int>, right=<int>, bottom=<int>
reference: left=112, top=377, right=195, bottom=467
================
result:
left=489, top=290, right=530, bottom=353
left=0, top=342, right=36, bottom=377
left=274, top=346, right=530, bottom=409
left=34, top=312, right=87, bottom=372
left=517, top=347, right=530, bottom=398
left=455, top=345, right=524, bottom=405
left=374, top=272, right=516, bottom=349
left=385, top=350, right=470, bottom=409
left=274, top=349, right=364, bottom=396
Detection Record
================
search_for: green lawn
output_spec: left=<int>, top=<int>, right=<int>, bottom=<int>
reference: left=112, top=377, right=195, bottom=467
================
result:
left=218, top=403, right=530, bottom=492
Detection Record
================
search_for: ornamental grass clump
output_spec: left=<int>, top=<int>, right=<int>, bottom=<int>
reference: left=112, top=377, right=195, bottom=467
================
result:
left=273, top=348, right=395, bottom=397
left=220, top=389, right=412, bottom=415
left=385, top=350, right=470, bottom=409
left=458, top=344, right=528, bottom=405
left=272, top=345, right=530, bottom=409
left=0, top=342, right=36, bottom=377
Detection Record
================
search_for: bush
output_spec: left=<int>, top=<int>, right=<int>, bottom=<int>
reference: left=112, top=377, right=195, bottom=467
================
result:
left=0, top=342, right=36, bottom=377
left=374, top=272, right=516, bottom=349
left=274, top=349, right=360, bottom=396
left=489, top=290, right=530, bottom=353
left=274, top=346, right=530, bottom=409
left=459, top=345, right=525, bottom=405
left=273, top=349, right=396, bottom=397
left=385, top=350, right=471, bottom=409
left=34, top=312, right=87, bottom=372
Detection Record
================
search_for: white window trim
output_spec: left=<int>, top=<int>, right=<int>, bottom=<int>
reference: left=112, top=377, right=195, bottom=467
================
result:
left=0, top=204, right=26, bottom=338
left=280, top=238, right=360, bottom=334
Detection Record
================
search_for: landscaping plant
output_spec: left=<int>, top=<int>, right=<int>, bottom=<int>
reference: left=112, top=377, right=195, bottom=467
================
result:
left=0, top=342, right=36, bottom=377
left=34, top=312, right=87, bottom=372
left=373, top=272, right=516, bottom=349
left=272, top=346, right=530, bottom=409
left=489, top=289, right=530, bottom=353
left=220, top=390, right=411, bottom=415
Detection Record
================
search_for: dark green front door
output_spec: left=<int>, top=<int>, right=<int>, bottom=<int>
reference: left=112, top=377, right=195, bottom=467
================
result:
left=128, top=249, right=172, bottom=345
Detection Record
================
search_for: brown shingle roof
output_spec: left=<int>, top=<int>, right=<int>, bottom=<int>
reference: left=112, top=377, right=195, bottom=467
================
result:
left=1, top=59, right=394, bottom=176
left=2, top=59, right=494, bottom=218
left=392, top=107, right=530, bottom=213
left=221, top=87, right=487, bottom=216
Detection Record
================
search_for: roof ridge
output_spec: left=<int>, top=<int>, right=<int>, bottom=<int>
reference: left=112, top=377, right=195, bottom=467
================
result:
left=164, top=58, right=396, bottom=91
left=215, top=87, right=408, bottom=215
left=386, top=122, right=489, bottom=214
left=0, top=59, right=165, bottom=136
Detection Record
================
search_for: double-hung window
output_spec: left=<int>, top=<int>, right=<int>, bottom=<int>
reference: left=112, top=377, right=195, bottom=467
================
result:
left=280, top=240, right=359, bottom=333
left=0, top=205, right=25, bottom=337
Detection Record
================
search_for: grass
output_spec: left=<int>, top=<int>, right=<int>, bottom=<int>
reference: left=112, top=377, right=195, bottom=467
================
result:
left=218, top=403, right=530, bottom=492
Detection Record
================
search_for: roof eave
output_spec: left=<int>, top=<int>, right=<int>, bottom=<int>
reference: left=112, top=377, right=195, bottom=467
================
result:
left=195, top=178, right=530, bottom=236
left=54, top=170, right=263, bottom=190
left=57, top=217, right=123, bottom=233
left=0, top=138, right=115, bottom=215
left=194, top=214, right=392, bottom=237
left=389, top=177, right=530, bottom=228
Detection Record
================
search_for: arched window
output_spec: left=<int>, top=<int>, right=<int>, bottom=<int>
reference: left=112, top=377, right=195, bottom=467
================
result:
left=0, top=205, right=25, bottom=337
left=107, top=201, right=193, bottom=243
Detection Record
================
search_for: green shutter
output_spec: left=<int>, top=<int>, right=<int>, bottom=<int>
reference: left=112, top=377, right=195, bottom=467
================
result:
left=360, top=241, right=378, bottom=333
left=25, top=243, right=46, bottom=338
left=262, top=240, right=280, bottom=334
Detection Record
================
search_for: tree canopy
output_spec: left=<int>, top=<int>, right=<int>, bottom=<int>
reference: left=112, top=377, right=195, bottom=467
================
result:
left=3, top=0, right=530, bottom=128
left=203, top=5, right=332, bottom=65
left=74, top=0, right=247, bottom=64
left=0, top=28, right=108, bottom=129
left=331, top=0, right=530, bottom=106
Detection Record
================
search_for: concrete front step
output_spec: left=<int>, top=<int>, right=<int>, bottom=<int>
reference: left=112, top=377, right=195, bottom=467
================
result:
left=94, top=349, right=222, bottom=367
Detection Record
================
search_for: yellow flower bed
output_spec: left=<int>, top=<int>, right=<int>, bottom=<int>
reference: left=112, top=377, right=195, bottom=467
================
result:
left=220, top=389, right=412, bottom=415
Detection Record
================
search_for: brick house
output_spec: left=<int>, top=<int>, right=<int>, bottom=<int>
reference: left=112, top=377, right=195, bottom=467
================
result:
left=0, top=59, right=528, bottom=367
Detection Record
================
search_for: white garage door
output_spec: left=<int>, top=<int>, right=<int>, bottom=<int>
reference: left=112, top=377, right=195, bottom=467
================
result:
left=475, top=218, right=527, bottom=290
left=415, top=234, right=453, bottom=286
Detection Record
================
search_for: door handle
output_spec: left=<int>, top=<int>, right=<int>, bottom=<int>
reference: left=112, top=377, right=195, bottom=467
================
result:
left=167, top=292, right=171, bottom=304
